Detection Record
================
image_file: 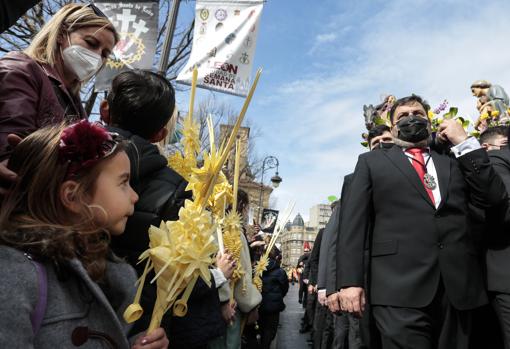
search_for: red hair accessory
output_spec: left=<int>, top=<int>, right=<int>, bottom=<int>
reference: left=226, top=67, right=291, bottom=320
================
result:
left=59, top=120, right=119, bottom=178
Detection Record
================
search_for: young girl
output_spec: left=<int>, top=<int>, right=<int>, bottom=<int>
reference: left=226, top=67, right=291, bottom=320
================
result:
left=0, top=120, right=168, bottom=348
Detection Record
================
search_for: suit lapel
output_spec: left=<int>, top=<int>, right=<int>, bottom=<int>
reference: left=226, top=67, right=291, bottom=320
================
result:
left=430, top=150, right=451, bottom=210
left=382, top=146, right=435, bottom=209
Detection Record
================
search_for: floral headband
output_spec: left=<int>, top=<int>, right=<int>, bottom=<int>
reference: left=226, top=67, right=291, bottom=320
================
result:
left=59, top=120, right=120, bottom=179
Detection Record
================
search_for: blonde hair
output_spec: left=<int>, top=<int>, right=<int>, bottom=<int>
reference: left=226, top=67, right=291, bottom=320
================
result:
left=25, top=3, right=119, bottom=67
left=0, top=123, right=125, bottom=281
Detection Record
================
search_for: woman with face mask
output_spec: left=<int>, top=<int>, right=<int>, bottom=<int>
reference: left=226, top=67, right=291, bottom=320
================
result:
left=0, top=3, right=118, bottom=161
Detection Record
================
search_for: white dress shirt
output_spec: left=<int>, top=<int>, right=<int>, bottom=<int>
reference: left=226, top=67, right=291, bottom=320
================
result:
left=402, top=137, right=481, bottom=209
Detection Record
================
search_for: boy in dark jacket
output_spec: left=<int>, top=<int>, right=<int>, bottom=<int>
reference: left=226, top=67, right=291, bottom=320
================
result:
left=259, top=247, right=289, bottom=349
left=101, top=69, right=227, bottom=348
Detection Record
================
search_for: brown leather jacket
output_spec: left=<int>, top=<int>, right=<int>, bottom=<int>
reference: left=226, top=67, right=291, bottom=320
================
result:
left=0, top=51, right=86, bottom=159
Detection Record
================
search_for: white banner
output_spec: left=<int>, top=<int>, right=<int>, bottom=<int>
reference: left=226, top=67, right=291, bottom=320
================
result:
left=176, top=0, right=264, bottom=97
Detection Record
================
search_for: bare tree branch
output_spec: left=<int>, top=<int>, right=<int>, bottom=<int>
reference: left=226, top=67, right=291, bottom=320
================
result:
left=0, top=0, right=194, bottom=116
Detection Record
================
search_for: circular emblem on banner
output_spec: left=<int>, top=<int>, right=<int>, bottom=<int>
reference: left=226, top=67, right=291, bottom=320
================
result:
left=225, top=33, right=236, bottom=44
left=200, top=8, right=209, bottom=21
left=105, top=32, right=145, bottom=69
left=215, top=8, right=227, bottom=22
left=234, top=9, right=241, bottom=16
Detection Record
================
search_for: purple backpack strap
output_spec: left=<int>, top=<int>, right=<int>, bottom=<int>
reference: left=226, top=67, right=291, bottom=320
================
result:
left=25, top=253, right=48, bottom=334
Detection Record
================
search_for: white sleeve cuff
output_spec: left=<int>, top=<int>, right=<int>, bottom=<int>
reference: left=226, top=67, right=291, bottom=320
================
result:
left=210, top=268, right=227, bottom=288
left=450, top=136, right=481, bottom=158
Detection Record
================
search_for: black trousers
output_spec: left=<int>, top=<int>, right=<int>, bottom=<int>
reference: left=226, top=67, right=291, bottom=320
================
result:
left=313, top=304, right=335, bottom=349
left=259, top=312, right=280, bottom=349
left=491, top=292, right=510, bottom=349
left=332, top=313, right=363, bottom=349
left=307, top=292, right=317, bottom=329
left=372, top=282, right=471, bottom=349
left=299, top=281, right=308, bottom=307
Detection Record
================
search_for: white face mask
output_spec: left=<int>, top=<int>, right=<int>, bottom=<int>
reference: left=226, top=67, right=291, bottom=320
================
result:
left=62, top=36, right=103, bottom=82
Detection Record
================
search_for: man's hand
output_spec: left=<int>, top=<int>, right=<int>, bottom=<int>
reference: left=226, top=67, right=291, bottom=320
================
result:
left=437, top=119, right=468, bottom=146
left=303, top=278, right=309, bottom=285
left=307, top=284, right=315, bottom=294
left=132, top=327, right=169, bottom=349
left=216, top=252, right=236, bottom=279
left=318, top=289, right=327, bottom=306
left=327, top=292, right=341, bottom=313
left=339, top=287, right=365, bottom=318
left=220, top=300, right=237, bottom=324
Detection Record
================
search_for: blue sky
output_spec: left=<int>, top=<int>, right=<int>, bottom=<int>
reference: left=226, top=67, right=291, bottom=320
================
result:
left=173, top=0, right=510, bottom=220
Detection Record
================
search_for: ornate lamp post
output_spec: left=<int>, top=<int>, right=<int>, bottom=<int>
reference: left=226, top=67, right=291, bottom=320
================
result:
left=257, top=156, right=282, bottom=222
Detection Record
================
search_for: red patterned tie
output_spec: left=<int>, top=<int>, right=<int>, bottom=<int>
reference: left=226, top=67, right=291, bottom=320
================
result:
left=406, top=148, right=435, bottom=205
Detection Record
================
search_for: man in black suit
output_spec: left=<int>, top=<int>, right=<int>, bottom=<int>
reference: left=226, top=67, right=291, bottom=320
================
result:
left=337, top=95, right=507, bottom=349
left=326, top=125, right=392, bottom=349
left=327, top=125, right=393, bottom=313
left=486, top=127, right=510, bottom=349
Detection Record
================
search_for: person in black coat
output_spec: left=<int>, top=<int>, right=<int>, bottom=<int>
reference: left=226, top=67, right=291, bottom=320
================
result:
left=486, top=137, right=510, bottom=349
left=259, top=248, right=289, bottom=349
left=325, top=126, right=392, bottom=349
left=101, top=70, right=226, bottom=348
left=298, top=249, right=311, bottom=306
left=337, top=95, right=507, bottom=349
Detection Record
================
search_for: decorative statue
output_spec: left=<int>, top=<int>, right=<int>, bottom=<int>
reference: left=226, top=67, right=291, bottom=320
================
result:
left=361, top=95, right=395, bottom=146
left=472, top=80, right=510, bottom=132
left=363, top=94, right=395, bottom=130
left=471, top=80, right=491, bottom=98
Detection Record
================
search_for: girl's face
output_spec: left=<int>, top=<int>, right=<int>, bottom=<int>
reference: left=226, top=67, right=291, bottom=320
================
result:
left=89, top=151, right=138, bottom=235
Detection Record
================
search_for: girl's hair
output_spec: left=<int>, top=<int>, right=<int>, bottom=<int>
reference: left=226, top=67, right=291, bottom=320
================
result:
left=25, top=3, right=119, bottom=67
left=0, top=123, right=124, bottom=281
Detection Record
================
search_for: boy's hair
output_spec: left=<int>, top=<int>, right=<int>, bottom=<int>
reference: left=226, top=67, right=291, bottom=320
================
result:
left=269, top=246, right=282, bottom=260
left=107, top=69, right=176, bottom=139
left=480, top=125, right=509, bottom=145
left=0, top=124, right=124, bottom=281
left=367, top=125, right=390, bottom=144
left=389, top=95, right=430, bottom=124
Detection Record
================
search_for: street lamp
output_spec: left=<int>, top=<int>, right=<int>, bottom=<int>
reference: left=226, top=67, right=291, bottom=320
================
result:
left=257, top=156, right=282, bottom=222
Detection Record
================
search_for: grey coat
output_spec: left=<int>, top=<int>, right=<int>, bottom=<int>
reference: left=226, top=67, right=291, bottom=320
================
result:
left=0, top=246, right=138, bottom=348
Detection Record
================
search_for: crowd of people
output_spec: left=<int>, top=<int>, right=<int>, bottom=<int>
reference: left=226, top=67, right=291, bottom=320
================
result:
left=295, top=94, right=510, bottom=349
left=4, top=3, right=510, bottom=349
left=0, top=3, right=289, bottom=349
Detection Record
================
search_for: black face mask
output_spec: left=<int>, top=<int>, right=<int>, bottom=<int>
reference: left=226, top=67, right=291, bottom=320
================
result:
left=396, top=115, right=430, bottom=143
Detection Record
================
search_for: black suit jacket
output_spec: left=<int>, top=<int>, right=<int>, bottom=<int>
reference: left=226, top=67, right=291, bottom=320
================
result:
left=487, top=148, right=510, bottom=293
left=308, top=228, right=323, bottom=286
left=331, top=174, right=354, bottom=294
left=338, top=146, right=506, bottom=310
left=317, top=201, right=340, bottom=293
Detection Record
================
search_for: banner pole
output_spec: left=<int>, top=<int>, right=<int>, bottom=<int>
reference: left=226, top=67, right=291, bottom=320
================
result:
left=158, top=0, right=182, bottom=75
